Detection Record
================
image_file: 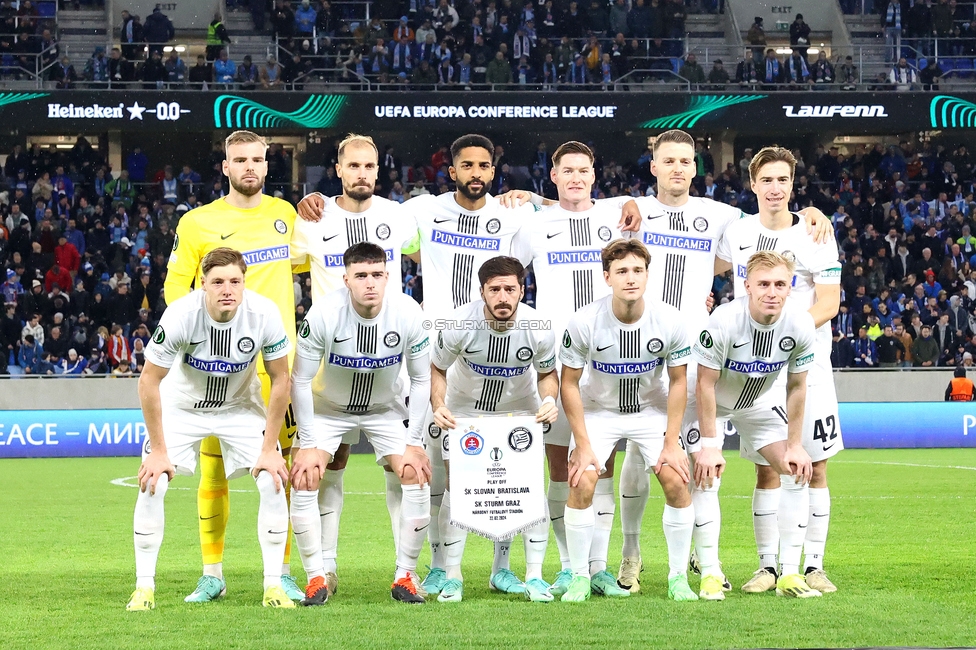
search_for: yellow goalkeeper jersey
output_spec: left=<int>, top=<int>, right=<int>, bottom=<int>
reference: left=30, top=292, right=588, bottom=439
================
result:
left=164, top=195, right=298, bottom=371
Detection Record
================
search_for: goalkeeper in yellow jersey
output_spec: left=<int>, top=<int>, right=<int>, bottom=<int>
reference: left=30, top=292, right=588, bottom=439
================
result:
left=163, top=130, right=304, bottom=602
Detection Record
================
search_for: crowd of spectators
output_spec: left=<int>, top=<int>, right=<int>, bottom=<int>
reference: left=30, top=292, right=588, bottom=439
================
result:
left=252, top=0, right=707, bottom=88
left=0, top=137, right=259, bottom=376
left=0, top=1, right=57, bottom=81
left=7, top=131, right=976, bottom=375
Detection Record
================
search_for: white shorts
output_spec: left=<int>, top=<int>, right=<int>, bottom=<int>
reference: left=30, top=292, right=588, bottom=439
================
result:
left=150, top=405, right=268, bottom=480
left=721, top=400, right=789, bottom=465
left=570, top=408, right=666, bottom=475
left=679, top=362, right=733, bottom=454
left=299, top=407, right=408, bottom=464
left=544, top=395, right=571, bottom=447
left=800, top=378, right=843, bottom=462
left=422, top=404, right=447, bottom=461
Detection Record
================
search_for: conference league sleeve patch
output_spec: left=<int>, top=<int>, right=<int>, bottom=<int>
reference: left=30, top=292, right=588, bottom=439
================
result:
left=558, top=319, right=588, bottom=369
left=692, top=328, right=720, bottom=369
left=533, top=327, right=557, bottom=373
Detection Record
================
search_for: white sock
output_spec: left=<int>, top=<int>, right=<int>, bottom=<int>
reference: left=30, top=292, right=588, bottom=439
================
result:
left=492, top=539, right=512, bottom=575
left=619, top=441, right=649, bottom=559
left=590, top=478, right=614, bottom=575
left=203, top=563, right=222, bottom=580
left=753, top=487, right=780, bottom=571
left=565, top=506, right=594, bottom=578
left=290, top=489, right=324, bottom=579
left=692, top=477, right=722, bottom=577
left=396, top=483, right=430, bottom=579
left=255, top=471, right=288, bottom=590
left=439, top=490, right=467, bottom=580
left=523, top=519, right=549, bottom=581
left=428, top=459, right=446, bottom=570
left=547, top=480, right=570, bottom=570
left=778, top=475, right=809, bottom=577
left=804, top=486, right=830, bottom=571
left=320, top=468, right=344, bottom=575
left=133, top=473, right=168, bottom=590
left=662, top=504, right=695, bottom=579
left=385, top=471, right=403, bottom=554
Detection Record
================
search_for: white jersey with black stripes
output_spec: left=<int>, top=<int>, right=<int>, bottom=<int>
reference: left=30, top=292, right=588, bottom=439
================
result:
left=144, top=289, right=290, bottom=412
left=295, top=287, right=429, bottom=414
left=692, top=296, right=817, bottom=413
left=291, top=195, right=416, bottom=304
left=432, top=300, right=556, bottom=413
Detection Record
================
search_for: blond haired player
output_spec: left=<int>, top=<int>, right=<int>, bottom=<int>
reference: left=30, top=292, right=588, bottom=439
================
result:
left=127, top=248, right=293, bottom=611
left=715, top=147, right=842, bottom=594
left=164, top=130, right=304, bottom=602
left=694, top=251, right=820, bottom=598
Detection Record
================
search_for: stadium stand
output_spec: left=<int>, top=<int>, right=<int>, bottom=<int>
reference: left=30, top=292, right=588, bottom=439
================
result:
left=3, top=0, right=976, bottom=376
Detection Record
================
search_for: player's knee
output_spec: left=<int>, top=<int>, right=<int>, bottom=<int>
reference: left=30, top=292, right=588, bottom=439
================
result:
left=327, top=443, right=351, bottom=470
left=569, top=471, right=597, bottom=507
left=253, top=470, right=280, bottom=498
left=811, top=461, right=828, bottom=487
left=399, top=463, right=419, bottom=485
left=545, top=444, right=569, bottom=481
left=780, top=473, right=803, bottom=492
left=658, top=469, right=691, bottom=507
left=755, top=463, right=781, bottom=489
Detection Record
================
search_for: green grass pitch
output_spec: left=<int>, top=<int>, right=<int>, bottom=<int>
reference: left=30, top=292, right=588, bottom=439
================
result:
left=2, top=449, right=975, bottom=649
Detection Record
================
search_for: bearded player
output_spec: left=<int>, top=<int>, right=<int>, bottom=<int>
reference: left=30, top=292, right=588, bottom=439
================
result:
left=290, top=133, right=421, bottom=599
left=164, top=130, right=304, bottom=602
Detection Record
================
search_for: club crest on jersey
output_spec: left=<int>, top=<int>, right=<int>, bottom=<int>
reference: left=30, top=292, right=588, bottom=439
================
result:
left=384, top=331, right=401, bottom=347
left=299, top=320, right=311, bottom=338
left=508, top=426, right=533, bottom=452
left=152, top=326, right=165, bottom=344
left=693, top=217, right=708, bottom=232
left=516, top=346, right=533, bottom=362
left=236, top=337, right=254, bottom=354
left=274, top=219, right=287, bottom=234
left=687, top=427, right=701, bottom=445
left=563, top=330, right=572, bottom=348
left=779, top=336, right=796, bottom=352
left=781, top=250, right=796, bottom=263
left=172, top=234, right=179, bottom=251
left=598, top=226, right=612, bottom=241
left=486, top=217, right=501, bottom=234
left=428, top=422, right=441, bottom=439
left=143, top=438, right=152, bottom=455
left=699, top=330, right=713, bottom=348
left=460, top=427, right=484, bottom=455
left=376, top=223, right=391, bottom=240
left=647, top=338, right=664, bottom=354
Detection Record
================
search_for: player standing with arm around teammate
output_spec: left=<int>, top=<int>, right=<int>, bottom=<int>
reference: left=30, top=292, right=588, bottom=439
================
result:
left=164, top=130, right=304, bottom=603
left=127, top=248, right=294, bottom=611
left=695, top=251, right=821, bottom=598
left=509, top=141, right=634, bottom=597
left=288, top=242, right=433, bottom=605
left=714, top=147, right=842, bottom=594
left=610, top=130, right=833, bottom=598
left=290, top=134, right=421, bottom=598
left=429, top=256, right=559, bottom=603
left=560, top=239, right=695, bottom=602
